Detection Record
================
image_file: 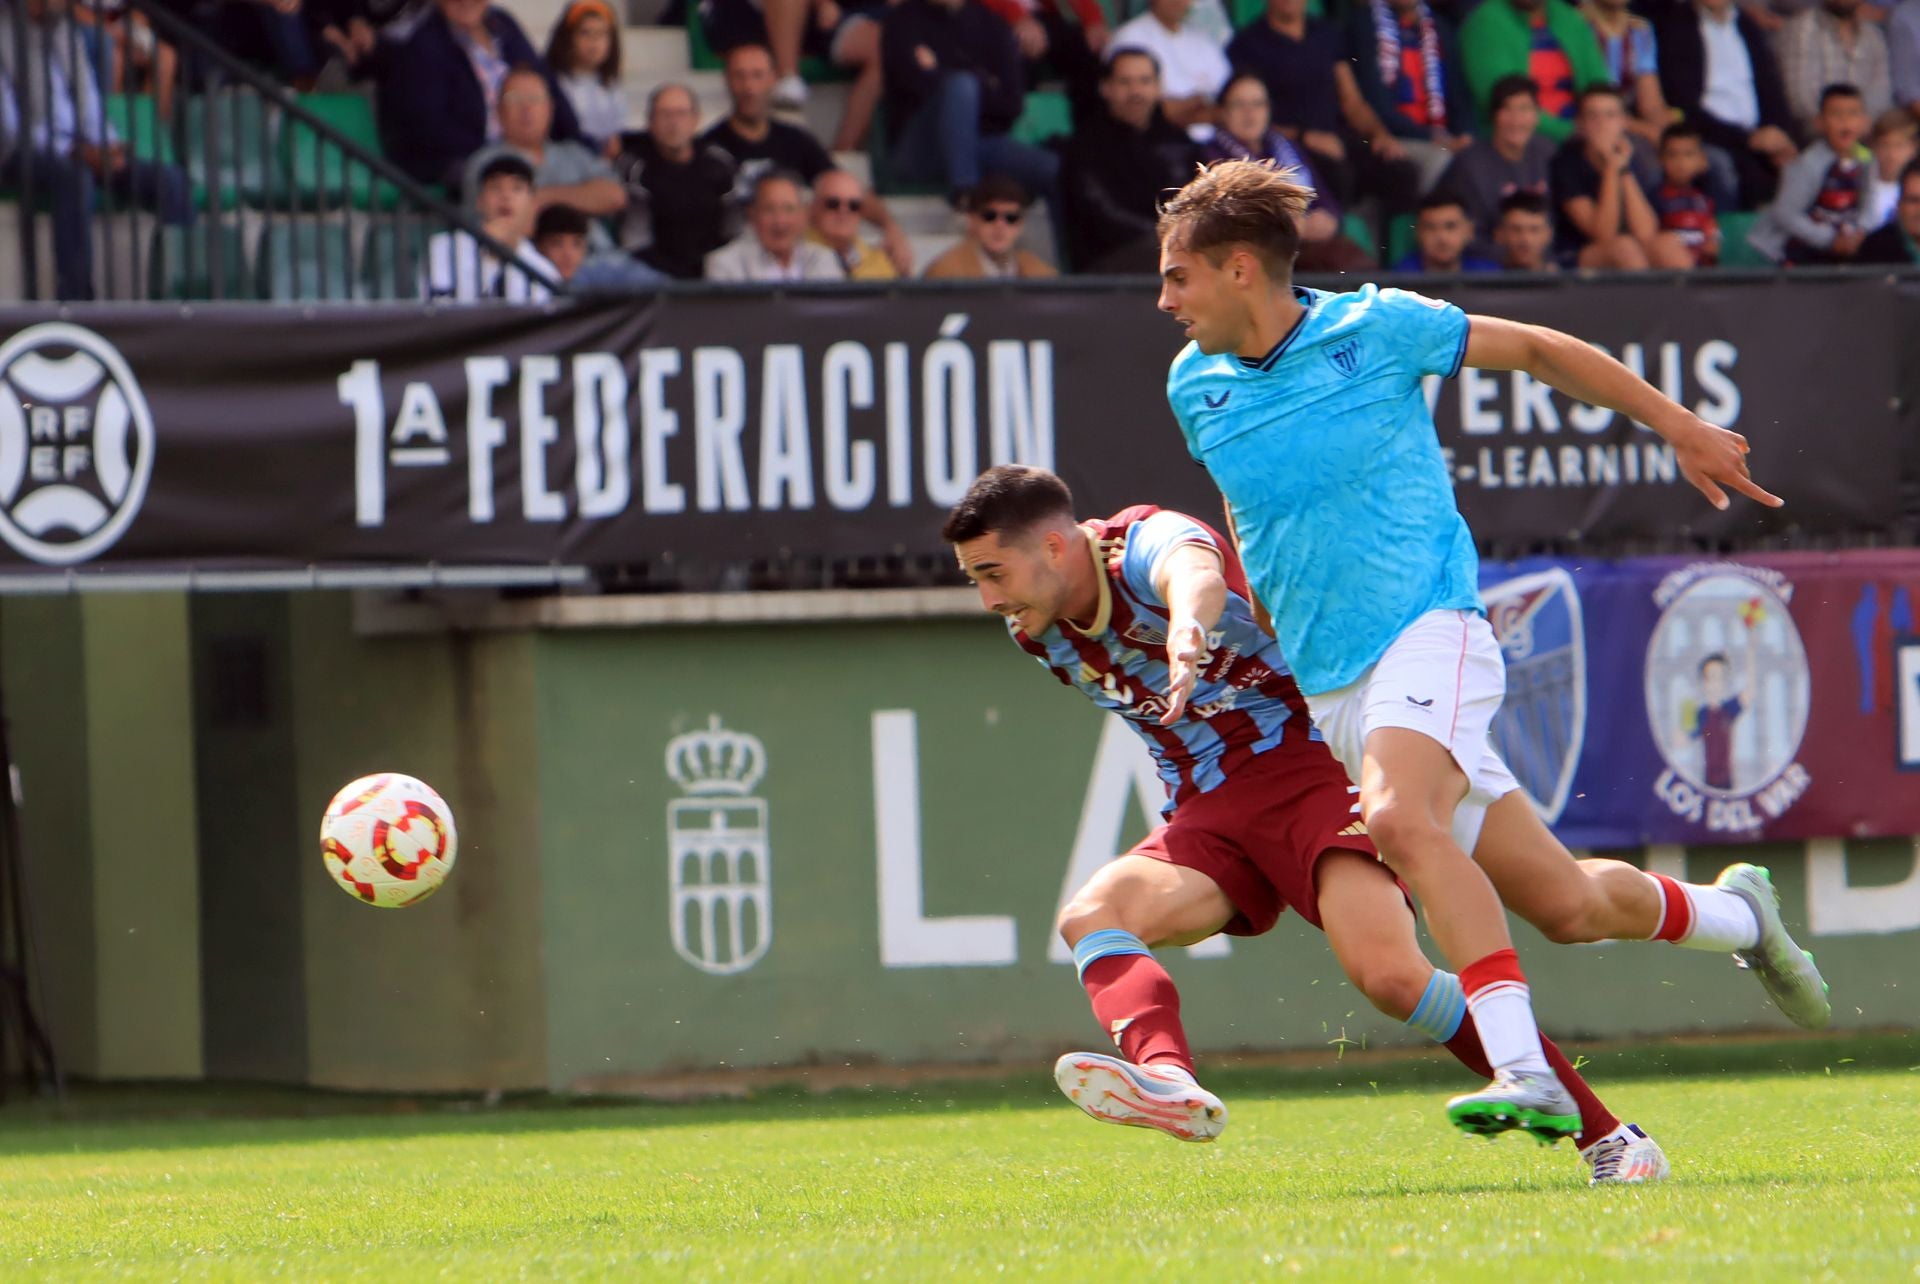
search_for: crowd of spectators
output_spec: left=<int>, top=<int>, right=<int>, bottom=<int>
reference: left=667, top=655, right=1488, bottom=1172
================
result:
left=13, top=0, right=1920, bottom=299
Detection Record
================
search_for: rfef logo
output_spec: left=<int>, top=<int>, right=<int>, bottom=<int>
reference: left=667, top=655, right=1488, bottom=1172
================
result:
left=0, top=323, right=153, bottom=565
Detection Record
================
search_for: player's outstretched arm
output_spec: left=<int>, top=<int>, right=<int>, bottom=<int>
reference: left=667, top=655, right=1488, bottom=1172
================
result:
left=1153, top=544, right=1227, bottom=726
left=1462, top=315, right=1784, bottom=512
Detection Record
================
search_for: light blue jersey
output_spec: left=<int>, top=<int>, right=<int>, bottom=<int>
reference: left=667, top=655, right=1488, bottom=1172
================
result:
left=1167, top=284, right=1480, bottom=696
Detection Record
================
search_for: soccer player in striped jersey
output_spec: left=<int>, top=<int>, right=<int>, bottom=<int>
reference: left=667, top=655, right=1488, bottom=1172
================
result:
left=1157, top=159, right=1827, bottom=1142
left=943, top=465, right=1668, bottom=1185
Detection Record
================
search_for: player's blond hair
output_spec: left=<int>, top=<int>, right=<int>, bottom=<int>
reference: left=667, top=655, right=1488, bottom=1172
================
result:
left=1157, top=159, right=1316, bottom=277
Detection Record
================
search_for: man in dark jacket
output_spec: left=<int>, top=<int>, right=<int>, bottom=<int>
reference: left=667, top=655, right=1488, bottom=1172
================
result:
left=1061, top=48, right=1200, bottom=272
left=377, top=0, right=580, bottom=188
left=1343, top=0, right=1476, bottom=192
left=1654, top=0, right=1798, bottom=209
left=1859, top=157, right=1920, bottom=262
left=880, top=0, right=1059, bottom=205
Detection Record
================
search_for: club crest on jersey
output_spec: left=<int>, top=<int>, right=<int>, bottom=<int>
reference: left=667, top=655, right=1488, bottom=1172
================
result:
left=1322, top=337, right=1363, bottom=379
left=1485, top=568, right=1586, bottom=824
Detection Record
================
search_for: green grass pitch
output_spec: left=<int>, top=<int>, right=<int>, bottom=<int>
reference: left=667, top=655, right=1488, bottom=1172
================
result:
left=1, top=1036, right=1916, bottom=1281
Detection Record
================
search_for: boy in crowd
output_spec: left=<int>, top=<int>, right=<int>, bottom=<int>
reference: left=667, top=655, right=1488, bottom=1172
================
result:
left=1750, top=82, right=1875, bottom=264
left=1653, top=122, right=1720, bottom=266
left=1494, top=190, right=1556, bottom=270
left=1395, top=191, right=1502, bottom=271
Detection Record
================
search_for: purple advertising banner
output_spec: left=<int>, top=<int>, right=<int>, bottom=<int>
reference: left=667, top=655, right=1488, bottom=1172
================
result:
left=1482, top=550, right=1920, bottom=848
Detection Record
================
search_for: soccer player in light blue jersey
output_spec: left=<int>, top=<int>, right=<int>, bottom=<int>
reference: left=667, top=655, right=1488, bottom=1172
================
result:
left=1157, top=159, right=1828, bottom=1141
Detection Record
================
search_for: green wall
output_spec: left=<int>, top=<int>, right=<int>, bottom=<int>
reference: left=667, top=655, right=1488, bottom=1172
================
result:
left=7, top=595, right=1920, bottom=1093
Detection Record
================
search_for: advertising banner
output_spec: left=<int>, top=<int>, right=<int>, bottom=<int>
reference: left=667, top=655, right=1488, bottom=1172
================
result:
left=0, top=276, right=1905, bottom=584
left=1484, top=549, right=1920, bottom=847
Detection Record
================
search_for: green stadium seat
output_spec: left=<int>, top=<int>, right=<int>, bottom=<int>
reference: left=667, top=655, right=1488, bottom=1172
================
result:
left=1714, top=211, right=1770, bottom=268
left=1386, top=212, right=1416, bottom=267
left=278, top=94, right=403, bottom=211
left=148, top=223, right=255, bottom=300
left=104, top=94, right=176, bottom=167
left=1339, top=210, right=1373, bottom=257
left=1012, top=91, right=1073, bottom=147
left=361, top=220, right=432, bottom=300
left=183, top=93, right=274, bottom=210
left=257, top=221, right=360, bottom=301
left=1230, top=0, right=1321, bottom=27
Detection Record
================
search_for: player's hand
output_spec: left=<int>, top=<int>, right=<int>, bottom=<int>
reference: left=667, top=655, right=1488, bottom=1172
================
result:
left=1161, top=619, right=1209, bottom=726
left=1669, top=416, right=1784, bottom=511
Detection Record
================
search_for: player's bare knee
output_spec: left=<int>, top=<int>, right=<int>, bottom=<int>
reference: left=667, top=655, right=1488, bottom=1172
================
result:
left=1362, top=802, right=1451, bottom=873
left=1346, top=961, right=1428, bottom=1022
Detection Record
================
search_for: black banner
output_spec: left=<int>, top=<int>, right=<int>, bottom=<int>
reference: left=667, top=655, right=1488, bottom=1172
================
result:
left=0, top=276, right=1905, bottom=584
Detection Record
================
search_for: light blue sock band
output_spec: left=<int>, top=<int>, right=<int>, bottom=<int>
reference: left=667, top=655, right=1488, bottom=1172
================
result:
left=1072, top=928, right=1152, bottom=981
left=1406, top=970, right=1466, bottom=1043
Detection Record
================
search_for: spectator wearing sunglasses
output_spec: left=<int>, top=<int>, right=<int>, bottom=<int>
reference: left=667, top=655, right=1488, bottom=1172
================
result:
left=807, top=168, right=900, bottom=277
left=923, top=174, right=1059, bottom=277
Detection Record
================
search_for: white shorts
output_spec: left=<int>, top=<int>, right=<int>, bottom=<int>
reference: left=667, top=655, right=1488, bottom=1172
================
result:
left=1304, top=609, right=1522, bottom=858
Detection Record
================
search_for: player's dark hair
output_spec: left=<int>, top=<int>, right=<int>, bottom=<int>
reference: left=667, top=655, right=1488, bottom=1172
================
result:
left=1488, top=74, right=1539, bottom=115
left=1820, top=82, right=1863, bottom=109
left=941, top=466, right=1075, bottom=544
left=1698, top=652, right=1730, bottom=675
left=1497, top=190, right=1551, bottom=221
left=1660, top=121, right=1703, bottom=148
left=1417, top=189, right=1468, bottom=218
left=1157, top=158, right=1309, bottom=278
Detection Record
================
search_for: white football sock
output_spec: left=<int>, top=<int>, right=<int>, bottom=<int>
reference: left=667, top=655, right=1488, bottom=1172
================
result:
left=1465, top=982, right=1551, bottom=1077
left=1677, top=885, right=1762, bottom=952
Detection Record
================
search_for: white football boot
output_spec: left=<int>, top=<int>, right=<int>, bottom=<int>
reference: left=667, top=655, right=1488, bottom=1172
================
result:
left=1580, top=1122, right=1671, bottom=1186
left=1716, top=863, right=1832, bottom=1030
left=1053, top=1052, right=1228, bottom=1142
left=1446, top=1067, right=1582, bottom=1143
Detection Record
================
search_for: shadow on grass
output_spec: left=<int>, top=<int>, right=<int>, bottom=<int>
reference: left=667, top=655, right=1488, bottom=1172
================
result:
left=0, top=1032, right=1910, bottom=1160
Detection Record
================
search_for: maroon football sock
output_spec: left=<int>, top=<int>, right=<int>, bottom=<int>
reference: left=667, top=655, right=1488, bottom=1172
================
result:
left=1080, top=952, right=1196, bottom=1074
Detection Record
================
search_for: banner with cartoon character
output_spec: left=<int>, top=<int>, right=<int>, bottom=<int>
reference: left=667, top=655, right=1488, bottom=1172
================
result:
left=1482, top=550, right=1920, bottom=848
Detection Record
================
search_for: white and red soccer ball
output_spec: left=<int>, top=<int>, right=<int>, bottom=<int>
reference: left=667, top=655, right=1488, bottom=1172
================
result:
left=319, top=773, right=458, bottom=908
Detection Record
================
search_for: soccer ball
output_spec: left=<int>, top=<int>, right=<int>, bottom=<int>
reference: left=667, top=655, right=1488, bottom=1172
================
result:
left=319, top=773, right=458, bottom=908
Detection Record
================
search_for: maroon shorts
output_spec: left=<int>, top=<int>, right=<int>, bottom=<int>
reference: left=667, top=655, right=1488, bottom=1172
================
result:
left=1133, top=731, right=1383, bottom=935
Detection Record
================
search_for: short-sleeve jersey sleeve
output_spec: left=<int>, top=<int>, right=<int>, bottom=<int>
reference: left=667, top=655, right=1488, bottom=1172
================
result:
left=1373, top=286, right=1470, bottom=379
left=1120, top=510, right=1221, bottom=604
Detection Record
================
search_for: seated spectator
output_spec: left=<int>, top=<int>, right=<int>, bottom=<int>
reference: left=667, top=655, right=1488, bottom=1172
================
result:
left=1775, top=0, right=1891, bottom=136
left=533, top=203, right=591, bottom=282
left=1654, top=122, right=1722, bottom=265
left=1109, top=0, right=1232, bottom=139
left=424, top=154, right=557, bottom=301
left=1493, top=189, right=1557, bottom=268
left=980, top=0, right=1107, bottom=125
left=1227, top=0, right=1419, bottom=213
left=1869, top=106, right=1918, bottom=223
left=1749, top=81, right=1875, bottom=261
left=808, top=168, right=899, bottom=276
left=706, top=169, right=845, bottom=279
left=305, top=0, right=429, bottom=82
left=1551, top=84, right=1692, bottom=268
left=1434, top=74, right=1554, bottom=258
left=618, top=84, right=739, bottom=279
left=1581, top=0, right=1675, bottom=147
left=1894, top=0, right=1920, bottom=116
left=0, top=0, right=191, bottom=301
left=1205, top=73, right=1375, bottom=270
left=76, top=0, right=178, bottom=121
left=378, top=0, right=579, bottom=187
left=1459, top=0, right=1611, bottom=145
left=1394, top=190, right=1502, bottom=269
left=218, top=0, right=324, bottom=87
left=462, top=69, right=625, bottom=245
left=880, top=0, right=1060, bottom=211
left=1061, top=48, right=1201, bottom=272
left=704, top=43, right=911, bottom=268
left=1343, top=0, right=1477, bottom=191
left=923, top=174, right=1059, bottom=277
left=699, top=0, right=885, bottom=149
left=1857, top=155, right=1920, bottom=261
left=1655, top=0, right=1796, bottom=210
left=545, top=0, right=626, bottom=157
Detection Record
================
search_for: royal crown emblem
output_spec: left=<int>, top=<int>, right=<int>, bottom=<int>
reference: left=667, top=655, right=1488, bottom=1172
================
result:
left=666, top=715, right=767, bottom=796
left=666, top=716, right=772, bottom=975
